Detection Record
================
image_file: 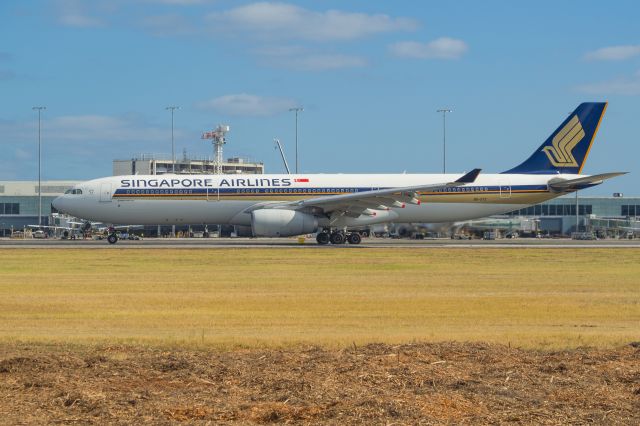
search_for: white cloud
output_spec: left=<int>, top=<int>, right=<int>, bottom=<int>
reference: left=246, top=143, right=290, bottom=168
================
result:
left=254, top=46, right=367, bottom=70
left=576, top=70, right=640, bottom=96
left=140, top=14, right=194, bottom=36
left=131, top=3, right=417, bottom=71
left=0, top=111, right=182, bottom=179
left=282, top=53, right=367, bottom=71
left=195, top=94, right=298, bottom=116
left=47, top=114, right=169, bottom=141
left=0, top=114, right=170, bottom=143
left=143, top=0, right=210, bottom=4
left=55, top=0, right=105, bottom=28
left=207, top=2, right=418, bottom=42
left=585, top=45, right=640, bottom=61
left=59, top=13, right=103, bottom=28
left=254, top=45, right=367, bottom=70
left=253, top=45, right=306, bottom=57
left=389, top=37, right=468, bottom=59
left=0, top=114, right=192, bottom=178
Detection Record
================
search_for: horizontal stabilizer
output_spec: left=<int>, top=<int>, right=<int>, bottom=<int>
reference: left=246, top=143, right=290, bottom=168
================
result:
left=548, top=172, right=627, bottom=191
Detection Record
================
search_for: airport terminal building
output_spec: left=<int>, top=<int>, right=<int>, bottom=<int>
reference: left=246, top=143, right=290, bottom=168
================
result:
left=113, top=155, right=264, bottom=176
left=0, top=181, right=78, bottom=235
left=501, top=195, right=640, bottom=235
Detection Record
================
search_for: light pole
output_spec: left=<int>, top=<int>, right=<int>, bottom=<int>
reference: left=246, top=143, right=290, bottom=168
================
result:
left=165, top=106, right=179, bottom=173
left=575, top=190, right=580, bottom=233
left=436, top=108, right=452, bottom=174
left=32, top=106, right=46, bottom=226
left=289, top=107, right=303, bottom=174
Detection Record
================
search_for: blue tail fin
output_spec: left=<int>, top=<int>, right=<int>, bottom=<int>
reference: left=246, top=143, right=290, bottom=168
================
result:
left=503, top=102, right=607, bottom=174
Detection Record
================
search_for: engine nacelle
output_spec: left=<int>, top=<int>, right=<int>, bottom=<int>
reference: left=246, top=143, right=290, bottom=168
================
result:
left=251, top=209, right=318, bottom=237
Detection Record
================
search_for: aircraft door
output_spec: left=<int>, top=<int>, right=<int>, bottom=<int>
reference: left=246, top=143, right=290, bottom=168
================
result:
left=206, top=186, right=219, bottom=201
left=499, top=181, right=511, bottom=199
left=99, top=183, right=113, bottom=202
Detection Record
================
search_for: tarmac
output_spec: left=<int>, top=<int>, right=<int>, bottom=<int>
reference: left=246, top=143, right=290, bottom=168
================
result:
left=1, top=237, right=640, bottom=249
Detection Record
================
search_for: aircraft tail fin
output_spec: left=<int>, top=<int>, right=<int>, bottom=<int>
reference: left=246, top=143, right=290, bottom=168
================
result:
left=503, top=102, right=607, bottom=174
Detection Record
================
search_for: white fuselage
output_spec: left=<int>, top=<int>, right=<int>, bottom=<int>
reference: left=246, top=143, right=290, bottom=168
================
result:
left=52, top=172, right=581, bottom=229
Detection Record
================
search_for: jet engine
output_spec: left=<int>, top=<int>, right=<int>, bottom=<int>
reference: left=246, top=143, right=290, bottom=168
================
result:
left=251, top=209, right=318, bottom=237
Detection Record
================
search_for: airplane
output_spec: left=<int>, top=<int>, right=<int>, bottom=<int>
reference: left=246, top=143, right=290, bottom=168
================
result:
left=53, top=102, right=625, bottom=245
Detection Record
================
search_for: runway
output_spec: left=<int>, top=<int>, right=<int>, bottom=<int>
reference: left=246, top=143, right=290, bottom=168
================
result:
left=1, top=237, right=639, bottom=249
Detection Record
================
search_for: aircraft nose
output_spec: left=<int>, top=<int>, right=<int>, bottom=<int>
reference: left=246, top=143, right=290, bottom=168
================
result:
left=52, top=196, right=64, bottom=212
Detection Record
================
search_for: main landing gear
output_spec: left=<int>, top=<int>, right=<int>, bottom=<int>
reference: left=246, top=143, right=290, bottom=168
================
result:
left=316, top=230, right=362, bottom=245
left=347, top=233, right=362, bottom=245
left=316, top=232, right=330, bottom=245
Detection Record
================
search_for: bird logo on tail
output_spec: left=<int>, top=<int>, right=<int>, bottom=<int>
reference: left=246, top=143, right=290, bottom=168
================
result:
left=541, top=115, right=585, bottom=167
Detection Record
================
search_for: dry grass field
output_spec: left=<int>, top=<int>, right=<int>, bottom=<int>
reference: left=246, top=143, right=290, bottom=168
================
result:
left=0, top=248, right=638, bottom=349
left=1, top=342, right=638, bottom=424
left=0, top=247, right=639, bottom=424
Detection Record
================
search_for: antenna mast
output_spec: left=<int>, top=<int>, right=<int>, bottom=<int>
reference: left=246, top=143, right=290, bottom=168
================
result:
left=201, top=124, right=229, bottom=174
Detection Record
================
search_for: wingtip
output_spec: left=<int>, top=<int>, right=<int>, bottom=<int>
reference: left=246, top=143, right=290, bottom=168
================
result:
left=456, top=168, right=481, bottom=183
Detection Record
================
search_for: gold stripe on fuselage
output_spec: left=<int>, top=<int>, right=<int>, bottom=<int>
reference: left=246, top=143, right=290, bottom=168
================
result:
left=416, top=190, right=554, bottom=204
left=114, top=190, right=555, bottom=204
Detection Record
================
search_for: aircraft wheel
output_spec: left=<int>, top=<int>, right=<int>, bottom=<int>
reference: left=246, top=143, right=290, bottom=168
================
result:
left=329, top=232, right=345, bottom=245
left=107, top=234, right=118, bottom=244
left=316, top=232, right=330, bottom=245
left=347, top=233, right=362, bottom=245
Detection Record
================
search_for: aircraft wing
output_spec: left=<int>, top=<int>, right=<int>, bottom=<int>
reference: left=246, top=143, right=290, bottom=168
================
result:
left=548, top=172, right=627, bottom=191
left=247, top=169, right=481, bottom=218
left=28, top=224, right=73, bottom=230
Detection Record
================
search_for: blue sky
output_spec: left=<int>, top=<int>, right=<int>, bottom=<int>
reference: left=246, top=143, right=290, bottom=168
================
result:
left=1, top=0, right=639, bottom=195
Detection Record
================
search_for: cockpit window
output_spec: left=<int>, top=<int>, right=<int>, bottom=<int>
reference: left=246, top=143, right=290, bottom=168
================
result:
left=64, top=188, right=83, bottom=195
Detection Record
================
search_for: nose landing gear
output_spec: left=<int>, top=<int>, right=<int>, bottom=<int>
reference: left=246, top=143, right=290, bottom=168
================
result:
left=106, top=226, right=118, bottom=244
